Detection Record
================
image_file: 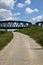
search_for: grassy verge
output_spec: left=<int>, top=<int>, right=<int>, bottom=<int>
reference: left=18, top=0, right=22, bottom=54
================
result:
left=17, top=25, right=43, bottom=47
left=0, top=31, right=13, bottom=50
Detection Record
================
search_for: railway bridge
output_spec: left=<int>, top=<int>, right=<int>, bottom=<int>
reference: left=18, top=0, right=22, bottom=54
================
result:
left=35, top=21, right=43, bottom=27
left=0, top=21, right=32, bottom=29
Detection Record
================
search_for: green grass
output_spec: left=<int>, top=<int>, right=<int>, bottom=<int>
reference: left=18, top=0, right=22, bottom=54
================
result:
left=0, top=31, right=13, bottom=50
left=17, top=25, right=43, bottom=47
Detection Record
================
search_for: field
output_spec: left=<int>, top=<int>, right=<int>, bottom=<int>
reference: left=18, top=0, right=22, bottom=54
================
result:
left=17, top=25, right=43, bottom=47
left=0, top=31, right=13, bottom=50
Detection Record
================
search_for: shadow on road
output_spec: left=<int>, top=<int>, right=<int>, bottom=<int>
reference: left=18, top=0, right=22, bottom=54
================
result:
left=31, top=48, right=43, bottom=50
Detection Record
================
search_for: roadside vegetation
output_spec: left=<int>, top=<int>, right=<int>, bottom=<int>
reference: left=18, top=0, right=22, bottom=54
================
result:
left=17, top=25, right=43, bottom=47
left=0, top=31, right=13, bottom=50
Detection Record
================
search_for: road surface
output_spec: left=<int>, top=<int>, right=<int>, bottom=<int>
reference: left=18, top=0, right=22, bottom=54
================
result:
left=0, top=32, right=43, bottom=65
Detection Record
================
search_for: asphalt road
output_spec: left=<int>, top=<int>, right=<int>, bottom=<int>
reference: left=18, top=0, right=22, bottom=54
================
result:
left=0, top=32, right=43, bottom=65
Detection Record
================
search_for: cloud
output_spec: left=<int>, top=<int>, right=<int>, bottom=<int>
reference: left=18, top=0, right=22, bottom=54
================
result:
left=14, top=12, right=21, bottom=16
left=0, top=0, right=17, bottom=9
left=17, top=3, right=25, bottom=8
left=17, top=0, right=31, bottom=8
left=25, top=8, right=39, bottom=14
left=0, top=0, right=18, bottom=20
left=5, top=17, right=14, bottom=20
left=14, top=17, right=20, bottom=20
left=0, top=9, right=20, bottom=21
left=25, top=0, right=31, bottom=5
left=0, top=9, right=13, bottom=20
left=29, top=15, right=43, bottom=23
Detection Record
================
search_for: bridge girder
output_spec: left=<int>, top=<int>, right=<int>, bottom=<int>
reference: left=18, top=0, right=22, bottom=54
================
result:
left=35, top=22, right=43, bottom=27
left=0, top=21, right=32, bottom=29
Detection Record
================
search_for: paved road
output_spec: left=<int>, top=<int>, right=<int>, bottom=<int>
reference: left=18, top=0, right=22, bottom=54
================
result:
left=0, top=32, right=43, bottom=65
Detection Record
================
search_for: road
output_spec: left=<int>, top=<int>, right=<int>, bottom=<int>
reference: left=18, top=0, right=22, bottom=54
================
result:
left=0, top=32, right=43, bottom=65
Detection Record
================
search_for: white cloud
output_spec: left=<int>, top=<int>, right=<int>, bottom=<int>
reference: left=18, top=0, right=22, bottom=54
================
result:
left=0, top=0, right=21, bottom=21
left=14, top=17, right=20, bottom=20
left=17, top=0, right=31, bottom=8
left=0, top=9, right=20, bottom=21
left=0, top=0, right=17, bottom=9
left=14, top=12, right=21, bottom=16
left=29, top=15, right=43, bottom=23
left=6, top=17, right=14, bottom=20
left=0, top=9, right=13, bottom=20
left=0, top=9, right=12, bottom=16
left=25, top=8, right=39, bottom=14
left=17, top=3, right=25, bottom=8
left=25, top=0, right=31, bottom=5
left=5, top=16, right=20, bottom=21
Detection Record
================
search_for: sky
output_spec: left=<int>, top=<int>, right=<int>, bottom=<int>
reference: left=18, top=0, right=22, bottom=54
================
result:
left=0, top=0, right=43, bottom=23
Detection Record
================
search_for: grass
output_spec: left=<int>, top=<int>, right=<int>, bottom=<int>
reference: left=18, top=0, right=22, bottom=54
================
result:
left=17, top=25, right=43, bottom=47
left=0, top=31, right=13, bottom=50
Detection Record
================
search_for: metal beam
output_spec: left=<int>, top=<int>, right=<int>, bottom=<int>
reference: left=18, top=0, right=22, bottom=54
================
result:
left=0, top=21, right=32, bottom=29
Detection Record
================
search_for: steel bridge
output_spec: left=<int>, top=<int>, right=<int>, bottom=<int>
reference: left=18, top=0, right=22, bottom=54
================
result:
left=0, top=21, right=32, bottom=29
left=35, top=21, right=43, bottom=27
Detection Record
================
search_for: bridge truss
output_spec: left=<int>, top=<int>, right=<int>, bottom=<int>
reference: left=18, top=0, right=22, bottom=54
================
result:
left=35, top=22, right=43, bottom=27
left=0, top=21, right=32, bottom=29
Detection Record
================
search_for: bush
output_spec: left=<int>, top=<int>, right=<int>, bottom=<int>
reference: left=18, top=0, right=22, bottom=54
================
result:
left=17, top=25, right=43, bottom=47
left=0, top=31, right=13, bottom=50
left=0, top=31, right=7, bottom=34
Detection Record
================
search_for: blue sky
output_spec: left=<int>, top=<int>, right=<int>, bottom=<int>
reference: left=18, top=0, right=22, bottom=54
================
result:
left=0, top=0, right=43, bottom=23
